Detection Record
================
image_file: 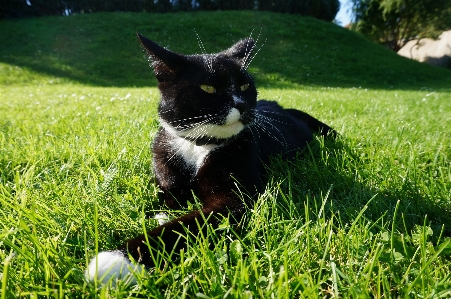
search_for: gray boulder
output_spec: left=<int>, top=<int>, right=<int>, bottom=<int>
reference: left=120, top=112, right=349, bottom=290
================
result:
left=398, top=31, right=451, bottom=69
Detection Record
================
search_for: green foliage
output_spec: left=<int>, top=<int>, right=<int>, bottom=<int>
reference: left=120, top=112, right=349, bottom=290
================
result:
left=258, top=0, right=340, bottom=21
left=351, top=0, right=451, bottom=51
left=1, top=11, right=451, bottom=297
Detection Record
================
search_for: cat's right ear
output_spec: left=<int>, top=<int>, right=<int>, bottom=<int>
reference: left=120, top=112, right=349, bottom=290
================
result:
left=137, top=33, right=185, bottom=82
left=222, top=38, right=255, bottom=67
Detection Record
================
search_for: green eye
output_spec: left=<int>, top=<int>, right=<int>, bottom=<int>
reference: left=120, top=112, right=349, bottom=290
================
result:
left=200, top=84, right=216, bottom=94
left=240, top=83, right=250, bottom=91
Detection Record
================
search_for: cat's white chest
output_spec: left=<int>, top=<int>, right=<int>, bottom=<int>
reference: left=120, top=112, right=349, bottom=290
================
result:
left=170, top=137, right=218, bottom=172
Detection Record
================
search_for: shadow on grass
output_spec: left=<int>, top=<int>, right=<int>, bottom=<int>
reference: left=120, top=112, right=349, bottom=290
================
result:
left=1, top=11, right=451, bottom=90
left=268, top=136, right=451, bottom=238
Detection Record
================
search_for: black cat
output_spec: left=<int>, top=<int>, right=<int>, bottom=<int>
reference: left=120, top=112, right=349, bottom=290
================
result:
left=85, top=33, right=335, bottom=285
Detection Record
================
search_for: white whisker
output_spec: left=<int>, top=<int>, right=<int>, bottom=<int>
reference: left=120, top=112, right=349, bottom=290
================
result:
left=194, top=29, right=214, bottom=74
left=250, top=113, right=289, bottom=146
left=244, top=38, right=266, bottom=70
left=242, top=29, right=257, bottom=69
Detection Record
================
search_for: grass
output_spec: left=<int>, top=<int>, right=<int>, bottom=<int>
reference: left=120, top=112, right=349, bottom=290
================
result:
left=1, top=11, right=451, bottom=298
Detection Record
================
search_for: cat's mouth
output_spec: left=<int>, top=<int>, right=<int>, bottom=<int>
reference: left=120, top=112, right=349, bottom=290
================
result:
left=161, top=119, right=245, bottom=142
left=176, top=108, right=247, bottom=141
left=221, top=120, right=244, bottom=133
left=206, top=121, right=245, bottom=139
left=224, top=107, right=254, bottom=126
left=160, top=108, right=253, bottom=144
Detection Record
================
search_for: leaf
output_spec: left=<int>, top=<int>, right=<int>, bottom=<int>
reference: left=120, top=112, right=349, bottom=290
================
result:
left=381, top=231, right=390, bottom=242
left=216, top=252, right=227, bottom=265
left=230, top=239, right=243, bottom=262
left=393, top=251, right=404, bottom=263
left=258, top=276, right=268, bottom=287
left=438, top=238, right=451, bottom=256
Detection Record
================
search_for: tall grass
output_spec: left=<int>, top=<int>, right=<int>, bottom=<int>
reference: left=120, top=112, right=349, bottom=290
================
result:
left=1, top=11, right=450, bottom=298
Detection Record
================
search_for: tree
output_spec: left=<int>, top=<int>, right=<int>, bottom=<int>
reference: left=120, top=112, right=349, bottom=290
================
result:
left=258, top=0, right=339, bottom=22
left=350, top=0, right=451, bottom=51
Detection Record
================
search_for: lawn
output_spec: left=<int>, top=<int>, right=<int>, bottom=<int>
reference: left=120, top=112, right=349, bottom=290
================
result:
left=1, top=11, right=451, bottom=298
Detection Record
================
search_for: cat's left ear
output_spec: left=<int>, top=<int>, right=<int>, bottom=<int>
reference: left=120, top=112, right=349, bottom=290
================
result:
left=137, top=33, right=186, bottom=81
left=221, top=38, right=255, bottom=66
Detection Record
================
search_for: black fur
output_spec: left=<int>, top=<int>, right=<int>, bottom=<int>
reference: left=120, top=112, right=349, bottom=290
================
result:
left=118, top=34, right=336, bottom=268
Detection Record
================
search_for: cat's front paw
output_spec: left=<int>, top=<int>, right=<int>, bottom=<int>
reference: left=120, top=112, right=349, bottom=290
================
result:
left=154, top=212, right=170, bottom=225
left=85, top=251, right=145, bottom=287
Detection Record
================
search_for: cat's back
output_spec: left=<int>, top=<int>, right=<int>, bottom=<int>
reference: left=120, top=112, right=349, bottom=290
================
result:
left=252, top=100, right=313, bottom=160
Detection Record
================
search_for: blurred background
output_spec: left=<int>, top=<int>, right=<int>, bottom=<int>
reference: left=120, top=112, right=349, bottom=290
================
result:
left=1, top=0, right=450, bottom=68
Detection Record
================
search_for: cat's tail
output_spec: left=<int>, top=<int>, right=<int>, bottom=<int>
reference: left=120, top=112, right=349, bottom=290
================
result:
left=285, top=109, right=337, bottom=138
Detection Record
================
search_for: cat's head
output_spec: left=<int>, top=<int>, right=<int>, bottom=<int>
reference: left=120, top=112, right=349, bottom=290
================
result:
left=138, top=33, right=258, bottom=144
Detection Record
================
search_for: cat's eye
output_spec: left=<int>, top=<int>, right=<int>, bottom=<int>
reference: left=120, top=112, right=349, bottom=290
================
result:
left=200, top=84, right=216, bottom=94
left=240, top=83, right=250, bottom=91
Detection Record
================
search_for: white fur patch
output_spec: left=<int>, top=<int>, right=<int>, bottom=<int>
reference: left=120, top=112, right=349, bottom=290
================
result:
left=225, top=107, right=241, bottom=124
left=85, top=251, right=145, bottom=287
left=160, top=108, right=244, bottom=140
left=170, top=137, right=218, bottom=171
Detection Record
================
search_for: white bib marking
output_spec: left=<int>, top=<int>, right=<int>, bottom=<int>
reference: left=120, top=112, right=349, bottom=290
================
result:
left=169, top=136, right=218, bottom=172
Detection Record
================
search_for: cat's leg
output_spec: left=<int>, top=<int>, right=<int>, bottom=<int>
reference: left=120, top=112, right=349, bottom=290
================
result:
left=86, top=170, right=255, bottom=285
left=85, top=197, right=244, bottom=285
left=119, top=200, right=242, bottom=265
left=84, top=217, right=194, bottom=286
left=119, top=169, right=250, bottom=265
left=84, top=176, right=194, bottom=286
left=152, top=133, right=195, bottom=210
left=157, top=184, right=193, bottom=209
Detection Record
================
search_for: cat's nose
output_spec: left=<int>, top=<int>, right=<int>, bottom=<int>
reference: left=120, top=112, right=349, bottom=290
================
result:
left=232, top=96, right=247, bottom=113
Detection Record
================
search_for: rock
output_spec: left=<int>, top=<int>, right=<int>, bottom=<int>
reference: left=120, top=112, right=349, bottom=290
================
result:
left=398, top=31, right=451, bottom=69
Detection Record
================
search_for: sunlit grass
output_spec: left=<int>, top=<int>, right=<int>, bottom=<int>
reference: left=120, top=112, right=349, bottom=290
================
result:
left=1, top=83, right=450, bottom=297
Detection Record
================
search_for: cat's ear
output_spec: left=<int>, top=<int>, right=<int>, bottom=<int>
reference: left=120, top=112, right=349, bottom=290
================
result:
left=222, top=38, right=255, bottom=66
left=137, top=33, right=185, bottom=82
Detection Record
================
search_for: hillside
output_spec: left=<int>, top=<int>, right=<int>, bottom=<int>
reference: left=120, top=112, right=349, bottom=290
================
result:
left=1, top=11, right=450, bottom=89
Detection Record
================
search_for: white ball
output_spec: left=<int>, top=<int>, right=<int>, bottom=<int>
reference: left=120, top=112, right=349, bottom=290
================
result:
left=85, top=251, right=144, bottom=287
